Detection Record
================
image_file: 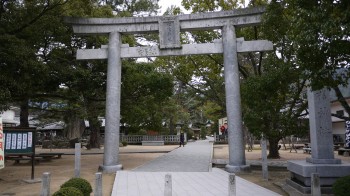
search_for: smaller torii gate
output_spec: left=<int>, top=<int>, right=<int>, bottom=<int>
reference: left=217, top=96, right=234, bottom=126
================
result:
left=65, top=7, right=273, bottom=173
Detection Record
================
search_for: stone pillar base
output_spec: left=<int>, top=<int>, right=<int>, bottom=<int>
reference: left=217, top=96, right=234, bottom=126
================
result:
left=287, top=160, right=350, bottom=194
left=225, top=164, right=250, bottom=173
left=306, top=157, right=341, bottom=164
left=98, top=164, right=123, bottom=173
left=286, top=178, right=333, bottom=194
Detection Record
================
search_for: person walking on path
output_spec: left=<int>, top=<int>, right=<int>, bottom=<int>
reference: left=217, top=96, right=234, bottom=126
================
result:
left=179, top=132, right=185, bottom=147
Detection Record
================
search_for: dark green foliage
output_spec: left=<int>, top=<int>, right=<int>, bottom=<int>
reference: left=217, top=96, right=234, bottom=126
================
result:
left=121, top=141, right=128, bottom=146
left=333, top=175, right=350, bottom=196
left=263, top=0, right=350, bottom=121
left=121, top=61, right=173, bottom=132
left=61, top=178, right=92, bottom=196
left=52, top=187, right=83, bottom=196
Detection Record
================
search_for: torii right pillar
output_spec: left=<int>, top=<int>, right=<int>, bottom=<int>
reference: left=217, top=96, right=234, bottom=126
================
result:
left=223, top=24, right=250, bottom=173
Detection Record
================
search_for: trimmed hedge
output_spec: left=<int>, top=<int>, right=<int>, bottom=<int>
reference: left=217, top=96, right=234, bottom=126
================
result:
left=61, top=178, right=92, bottom=196
left=333, top=175, right=350, bottom=196
left=52, top=187, right=83, bottom=196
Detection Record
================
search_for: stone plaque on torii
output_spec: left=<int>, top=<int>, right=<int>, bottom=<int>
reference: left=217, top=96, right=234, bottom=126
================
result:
left=65, top=7, right=273, bottom=173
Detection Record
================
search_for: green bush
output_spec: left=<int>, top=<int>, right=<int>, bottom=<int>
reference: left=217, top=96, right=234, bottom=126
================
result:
left=121, top=141, right=128, bottom=146
left=187, top=132, right=193, bottom=140
left=333, top=175, right=350, bottom=196
left=136, top=129, right=147, bottom=135
left=61, top=178, right=92, bottom=196
left=52, top=187, right=83, bottom=196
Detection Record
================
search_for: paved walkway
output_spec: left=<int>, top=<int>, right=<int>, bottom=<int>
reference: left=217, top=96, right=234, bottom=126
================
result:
left=132, top=139, right=213, bottom=172
left=112, top=138, right=281, bottom=196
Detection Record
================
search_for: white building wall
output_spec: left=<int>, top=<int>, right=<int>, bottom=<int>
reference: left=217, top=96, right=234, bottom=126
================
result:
left=333, top=121, right=346, bottom=135
left=330, top=98, right=349, bottom=144
left=0, top=109, right=19, bottom=125
left=331, top=101, right=349, bottom=122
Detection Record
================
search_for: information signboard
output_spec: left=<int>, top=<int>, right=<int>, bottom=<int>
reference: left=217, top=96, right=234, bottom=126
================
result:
left=4, top=131, right=33, bottom=154
left=4, top=127, right=36, bottom=179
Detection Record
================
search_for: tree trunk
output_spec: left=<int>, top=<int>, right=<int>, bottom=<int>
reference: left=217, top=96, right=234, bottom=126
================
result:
left=65, top=112, right=85, bottom=139
left=88, top=117, right=101, bottom=148
left=19, top=99, right=29, bottom=127
left=268, top=138, right=280, bottom=158
left=169, top=117, right=174, bottom=135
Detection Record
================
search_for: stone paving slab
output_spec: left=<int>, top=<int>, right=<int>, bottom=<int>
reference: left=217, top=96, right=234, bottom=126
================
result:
left=112, top=168, right=281, bottom=196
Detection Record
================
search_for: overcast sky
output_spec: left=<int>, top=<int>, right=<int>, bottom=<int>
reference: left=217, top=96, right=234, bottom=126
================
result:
left=157, top=1, right=249, bottom=15
left=158, top=0, right=189, bottom=15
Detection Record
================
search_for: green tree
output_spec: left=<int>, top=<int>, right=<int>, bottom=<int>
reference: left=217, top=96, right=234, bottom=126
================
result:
left=0, top=0, right=71, bottom=127
left=264, top=0, right=350, bottom=120
left=164, top=0, right=310, bottom=158
left=120, top=61, right=173, bottom=133
left=257, top=0, right=350, bottom=156
left=0, top=0, right=165, bottom=148
left=241, top=61, right=308, bottom=158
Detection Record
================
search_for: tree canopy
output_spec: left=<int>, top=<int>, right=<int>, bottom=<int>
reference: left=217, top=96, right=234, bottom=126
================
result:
left=0, top=0, right=348, bottom=152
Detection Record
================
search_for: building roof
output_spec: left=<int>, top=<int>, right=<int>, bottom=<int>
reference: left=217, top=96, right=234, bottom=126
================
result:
left=37, top=121, right=65, bottom=130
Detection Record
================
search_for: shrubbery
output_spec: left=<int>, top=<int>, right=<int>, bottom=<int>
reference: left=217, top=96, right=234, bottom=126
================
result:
left=60, top=178, right=92, bottom=196
left=333, top=175, right=350, bottom=196
left=52, top=187, right=83, bottom=196
left=121, top=141, right=128, bottom=146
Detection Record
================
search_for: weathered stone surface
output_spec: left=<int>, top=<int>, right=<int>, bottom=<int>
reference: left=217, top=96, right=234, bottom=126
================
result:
left=159, top=16, right=181, bottom=49
left=287, top=160, right=350, bottom=193
left=102, top=32, right=123, bottom=172
left=261, top=138, right=268, bottom=180
left=74, top=143, right=81, bottom=177
left=228, top=174, right=236, bottom=196
left=40, top=172, right=51, bottom=196
left=64, top=7, right=265, bottom=34
left=164, top=174, right=172, bottom=196
left=223, top=24, right=249, bottom=173
left=94, top=172, right=102, bottom=196
left=76, top=39, right=273, bottom=59
left=311, top=173, right=321, bottom=196
left=307, top=88, right=337, bottom=162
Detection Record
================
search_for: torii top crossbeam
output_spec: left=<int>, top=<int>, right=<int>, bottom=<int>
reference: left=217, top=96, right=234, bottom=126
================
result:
left=65, top=7, right=272, bottom=59
left=65, top=7, right=265, bottom=34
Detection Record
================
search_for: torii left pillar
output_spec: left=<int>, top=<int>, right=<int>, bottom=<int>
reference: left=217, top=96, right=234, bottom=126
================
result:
left=223, top=24, right=249, bottom=172
left=99, top=32, right=123, bottom=172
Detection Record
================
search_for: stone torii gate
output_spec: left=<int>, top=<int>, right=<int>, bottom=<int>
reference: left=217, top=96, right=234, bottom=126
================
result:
left=65, top=7, right=273, bottom=173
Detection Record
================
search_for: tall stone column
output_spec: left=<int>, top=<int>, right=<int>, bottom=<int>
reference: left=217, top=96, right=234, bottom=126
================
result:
left=99, top=32, right=123, bottom=172
left=306, top=88, right=340, bottom=164
left=286, top=88, right=350, bottom=194
left=223, top=24, right=250, bottom=173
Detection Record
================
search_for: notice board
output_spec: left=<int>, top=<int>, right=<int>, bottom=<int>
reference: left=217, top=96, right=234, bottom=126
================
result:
left=4, top=127, right=36, bottom=179
left=4, top=127, right=36, bottom=155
